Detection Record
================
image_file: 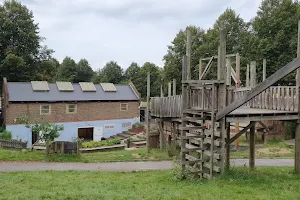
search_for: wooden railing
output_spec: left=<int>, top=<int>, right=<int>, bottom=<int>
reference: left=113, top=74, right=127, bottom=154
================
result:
left=150, top=86, right=298, bottom=118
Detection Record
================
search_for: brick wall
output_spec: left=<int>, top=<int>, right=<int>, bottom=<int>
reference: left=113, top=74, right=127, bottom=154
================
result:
left=6, top=101, right=139, bottom=125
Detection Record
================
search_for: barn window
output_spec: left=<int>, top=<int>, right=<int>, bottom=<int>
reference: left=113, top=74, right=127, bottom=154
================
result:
left=66, top=104, right=77, bottom=114
left=120, top=103, right=128, bottom=111
left=40, top=105, right=51, bottom=115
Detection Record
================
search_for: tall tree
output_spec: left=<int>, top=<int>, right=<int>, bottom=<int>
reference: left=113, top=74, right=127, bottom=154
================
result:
left=75, top=59, right=94, bottom=82
left=0, top=54, right=28, bottom=81
left=0, top=0, right=42, bottom=81
left=124, top=62, right=140, bottom=81
left=56, top=57, right=77, bottom=82
left=135, top=62, right=161, bottom=98
left=101, top=61, right=123, bottom=84
left=251, top=0, right=300, bottom=84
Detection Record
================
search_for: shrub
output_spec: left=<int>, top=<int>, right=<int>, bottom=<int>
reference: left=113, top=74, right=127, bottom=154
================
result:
left=133, top=122, right=143, bottom=128
left=285, top=121, right=296, bottom=140
left=0, top=130, right=12, bottom=140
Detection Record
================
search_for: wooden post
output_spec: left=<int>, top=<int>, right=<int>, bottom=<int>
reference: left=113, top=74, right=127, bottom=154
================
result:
left=246, top=64, right=250, bottom=87
left=146, top=72, right=151, bottom=153
left=199, top=59, right=203, bottom=80
left=181, top=56, right=188, bottom=172
left=263, top=59, right=267, bottom=81
left=226, top=122, right=231, bottom=169
left=186, top=29, right=192, bottom=80
left=249, top=122, right=255, bottom=170
left=226, top=58, right=231, bottom=86
left=160, top=85, right=164, bottom=97
left=46, top=140, right=50, bottom=155
left=168, top=82, right=172, bottom=97
left=250, top=61, right=257, bottom=88
left=295, top=20, right=300, bottom=174
left=158, top=119, right=164, bottom=150
left=173, top=79, right=176, bottom=95
left=235, top=53, right=241, bottom=151
left=218, top=30, right=227, bottom=175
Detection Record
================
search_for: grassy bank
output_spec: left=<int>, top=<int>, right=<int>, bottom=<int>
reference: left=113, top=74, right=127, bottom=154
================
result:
left=0, top=167, right=299, bottom=199
left=0, top=148, right=172, bottom=163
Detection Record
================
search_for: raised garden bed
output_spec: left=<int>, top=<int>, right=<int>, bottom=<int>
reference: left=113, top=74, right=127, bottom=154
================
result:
left=80, top=144, right=125, bottom=153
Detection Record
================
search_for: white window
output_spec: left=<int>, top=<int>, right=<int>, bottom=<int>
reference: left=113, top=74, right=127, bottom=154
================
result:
left=120, top=103, right=128, bottom=111
left=40, top=105, right=51, bottom=115
left=66, top=104, right=77, bottom=114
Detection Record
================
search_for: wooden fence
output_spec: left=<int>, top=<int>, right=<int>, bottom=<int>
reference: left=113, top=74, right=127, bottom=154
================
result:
left=0, top=139, right=27, bottom=149
left=150, top=86, right=298, bottom=118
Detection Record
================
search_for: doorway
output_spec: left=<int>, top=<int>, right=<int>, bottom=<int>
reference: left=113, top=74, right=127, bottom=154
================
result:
left=78, top=127, right=94, bottom=141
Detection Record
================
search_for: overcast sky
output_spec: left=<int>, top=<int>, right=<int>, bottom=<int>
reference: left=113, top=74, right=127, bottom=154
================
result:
left=21, top=0, right=261, bottom=70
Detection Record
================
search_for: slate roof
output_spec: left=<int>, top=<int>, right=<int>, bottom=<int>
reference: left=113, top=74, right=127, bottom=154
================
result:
left=7, top=82, right=140, bottom=102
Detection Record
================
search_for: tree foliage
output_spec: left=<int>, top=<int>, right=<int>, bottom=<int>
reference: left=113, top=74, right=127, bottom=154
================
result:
left=100, top=61, right=124, bottom=84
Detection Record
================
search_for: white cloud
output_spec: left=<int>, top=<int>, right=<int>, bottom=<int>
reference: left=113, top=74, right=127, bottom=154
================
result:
left=21, top=0, right=261, bottom=69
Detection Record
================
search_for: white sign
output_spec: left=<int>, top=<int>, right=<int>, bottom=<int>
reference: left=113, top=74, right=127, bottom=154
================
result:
left=93, top=127, right=104, bottom=141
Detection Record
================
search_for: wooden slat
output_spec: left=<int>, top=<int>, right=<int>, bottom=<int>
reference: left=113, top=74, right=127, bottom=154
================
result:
left=203, top=163, right=221, bottom=172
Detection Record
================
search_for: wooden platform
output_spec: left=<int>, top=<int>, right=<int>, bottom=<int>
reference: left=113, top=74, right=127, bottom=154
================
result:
left=227, top=108, right=298, bottom=122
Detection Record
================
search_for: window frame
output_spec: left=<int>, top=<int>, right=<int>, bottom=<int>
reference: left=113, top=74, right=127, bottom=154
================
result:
left=66, top=104, right=77, bottom=114
left=120, top=103, right=128, bottom=111
left=40, top=105, right=51, bottom=115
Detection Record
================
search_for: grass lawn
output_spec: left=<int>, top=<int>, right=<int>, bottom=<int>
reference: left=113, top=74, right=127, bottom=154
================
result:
left=0, top=148, right=173, bottom=163
left=231, top=138, right=295, bottom=159
left=0, top=167, right=299, bottom=200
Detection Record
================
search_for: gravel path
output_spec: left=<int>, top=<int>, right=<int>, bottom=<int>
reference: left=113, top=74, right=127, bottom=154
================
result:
left=0, top=159, right=294, bottom=172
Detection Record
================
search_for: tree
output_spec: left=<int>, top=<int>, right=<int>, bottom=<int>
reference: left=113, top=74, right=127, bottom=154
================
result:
left=56, top=57, right=77, bottom=82
left=0, top=54, right=28, bottom=81
left=92, top=70, right=108, bottom=83
left=124, top=62, right=140, bottom=81
left=101, top=61, right=124, bottom=84
left=0, top=0, right=42, bottom=81
left=74, top=59, right=94, bottom=82
left=251, top=0, right=300, bottom=84
left=135, top=62, right=161, bottom=98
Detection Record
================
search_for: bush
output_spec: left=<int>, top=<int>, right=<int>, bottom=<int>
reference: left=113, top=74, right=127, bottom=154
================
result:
left=133, top=122, right=143, bottom=128
left=81, top=139, right=121, bottom=148
left=285, top=121, right=296, bottom=140
left=0, top=130, right=12, bottom=140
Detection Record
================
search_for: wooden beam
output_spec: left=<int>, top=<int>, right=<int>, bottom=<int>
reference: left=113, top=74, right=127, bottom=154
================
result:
left=168, top=82, right=172, bottom=97
left=157, top=119, right=165, bottom=150
left=249, top=122, right=255, bottom=170
left=146, top=72, right=150, bottom=153
left=160, top=85, right=164, bottom=97
left=186, top=29, right=191, bottom=80
left=229, top=122, right=256, bottom=144
left=226, top=58, right=231, bottom=86
left=216, top=56, right=300, bottom=121
left=180, top=55, right=188, bottom=172
left=263, top=59, right=267, bottom=81
left=226, top=122, right=231, bottom=169
left=236, top=53, right=240, bottom=88
left=199, top=59, right=203, bottom=80
left=294, top=20, right=300, bottom=173
left=200, top=56, right=214, bottom=80
left=227, top=114, right=299, bottom=122
left=250, top=61, right=257, bottom=88
left=246, top=64, right=250, bottom=87
left=173, top=79, right=176, bottom=95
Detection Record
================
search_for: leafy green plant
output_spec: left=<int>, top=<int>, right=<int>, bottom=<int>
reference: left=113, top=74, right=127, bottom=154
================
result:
left=285, top=121, right=296, bottom=140
left=0, top=130, right=12, bottom=140
left=133, top=122, right=143, bottom=128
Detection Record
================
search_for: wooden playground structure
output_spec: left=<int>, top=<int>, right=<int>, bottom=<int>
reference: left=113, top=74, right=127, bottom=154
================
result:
left=146, top=23, right=300, bottom=179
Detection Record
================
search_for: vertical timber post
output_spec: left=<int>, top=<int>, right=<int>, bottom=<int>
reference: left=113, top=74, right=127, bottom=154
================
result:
left=218, top=30, right=227, bottom=175
left=263, top=59, right=267, bottom=81
left=181, top=56, right=188, bottom=173
left=168, top=82, right=172, bottom=97
left=226, top=58, right=231, bottom=86
left=246, top=64, right=250, bottom=87
left=250, top=61, right=257, bottom=88
left=186, top=29, right=191, bottom=80
left=199, top=59, right=203, bottom=80
left=235, top=53, right=241, bottom=151
left=160, top=85, right=164, bottom=97
left=249, top=122, right=256, bottom=170
left=173, top=79, right=176, bottom=95
left=146, top=72, right=151, bottom=153
left=295, top=20, right=300, bottom=174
